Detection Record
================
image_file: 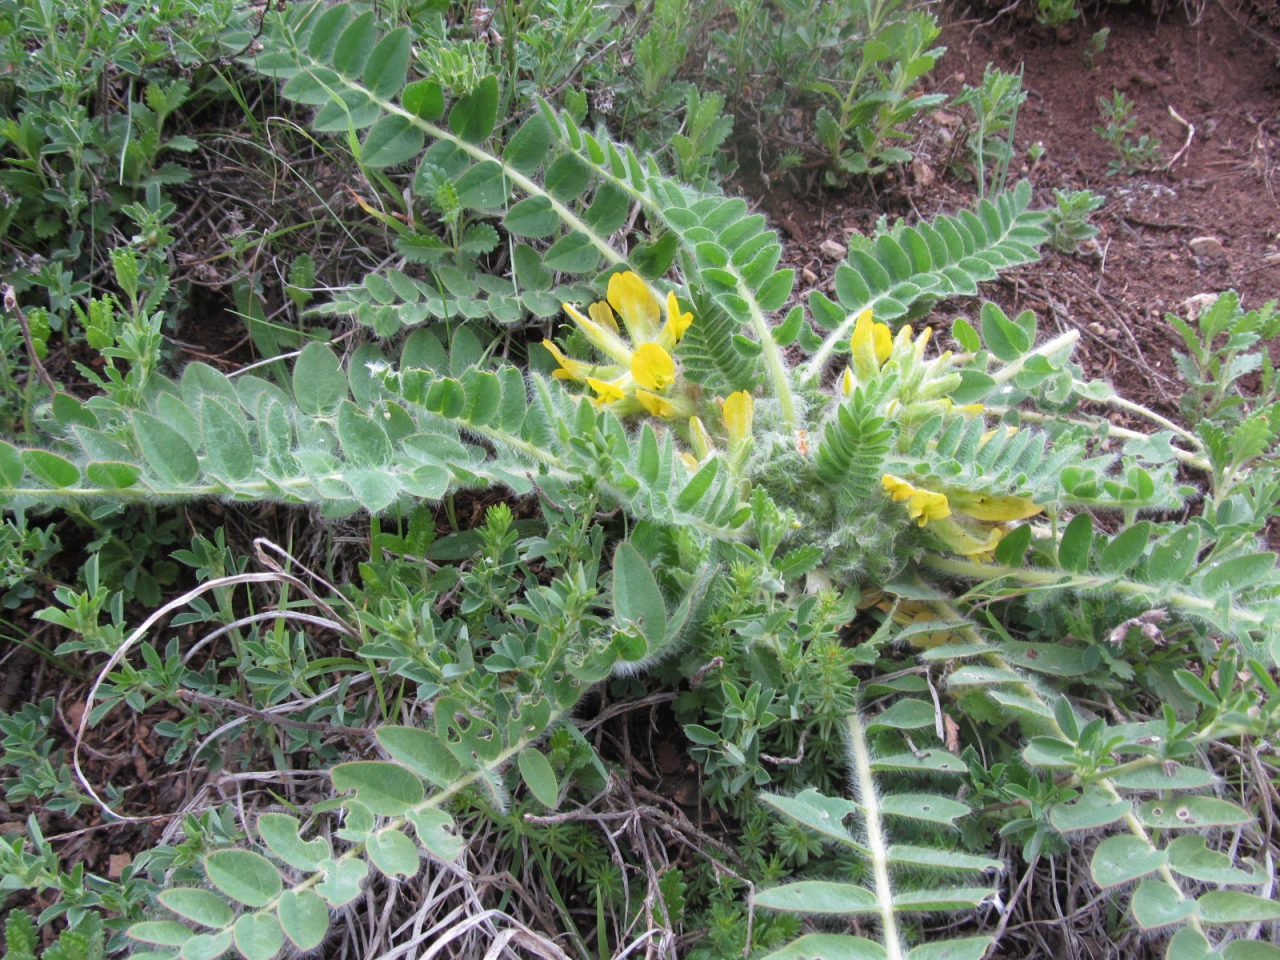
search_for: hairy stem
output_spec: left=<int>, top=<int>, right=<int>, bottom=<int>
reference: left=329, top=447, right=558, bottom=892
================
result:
left=845, top=710, right=905, bottom=960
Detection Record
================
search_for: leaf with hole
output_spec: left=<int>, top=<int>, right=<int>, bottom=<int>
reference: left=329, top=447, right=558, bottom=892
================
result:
left=1130, top=881, right=1199, bottom=931
left=1091, top=835, right=1165, bottom=888
left=879, top=793, right=970, bottom=826
left=257, top=813, right=330, bottom=871
left=1165, top=836, right=1260, bottom=884
left=407, top=808, right=465, bottom=861
left=1137, top=796, right=1252, bottom=829
left=315, top=858, right=367, bottom=908
left=366, top=827, right=420, bottom=878
left=330, top=761, right=425, bottom=815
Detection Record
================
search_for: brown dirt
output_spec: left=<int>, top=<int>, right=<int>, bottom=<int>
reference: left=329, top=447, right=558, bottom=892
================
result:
left=751, top=0, right=1280, bottom=420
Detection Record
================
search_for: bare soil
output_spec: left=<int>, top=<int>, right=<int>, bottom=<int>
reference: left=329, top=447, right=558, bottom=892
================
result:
left=753, top=1, right=1280, bottom=420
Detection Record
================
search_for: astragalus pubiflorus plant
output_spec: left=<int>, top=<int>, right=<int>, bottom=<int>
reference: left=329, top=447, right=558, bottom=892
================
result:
left=2, top=3, right=1279, bottom=958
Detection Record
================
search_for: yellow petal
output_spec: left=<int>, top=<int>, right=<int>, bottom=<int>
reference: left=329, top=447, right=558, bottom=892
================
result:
left=608, top=271, right=661, bottom=342
left=723, top=391, right=754, bottom=446
left=723, top=390, right=754, bottom=469
left=907, top=488, right=951, bottom=526
left=657, top=290, right=694, bottom=351
left=873, top=321, right=892, bottom=365
left=946, top=490, right=1043, bottom=522
left=586, top=377, right=626, bottom=403
left=850, top=309, right=892, bottom=379
left=563, top=302, right=633, bottom=366
left=882, top=474, right=915, bottom=503
left=588, top=300, right=619, bottom=333
left=541, top=339, right=593, bottom=383
left=882, top=474, right=950, bottom=526
left=841, top=367, right=854, bottom=397
left=930, top=516, right=1004, bottom=561
left=631, top=342, right=676, bottom=391
left=635, top=389, right=678, bottom=419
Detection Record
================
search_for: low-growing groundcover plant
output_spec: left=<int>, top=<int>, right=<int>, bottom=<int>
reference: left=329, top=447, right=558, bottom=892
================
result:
left=1, top=2, right=1279, bottom=959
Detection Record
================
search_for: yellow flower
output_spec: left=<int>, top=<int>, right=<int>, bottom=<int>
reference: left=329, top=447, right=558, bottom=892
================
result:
left=944, top=489, right=1044, bottom=522
left=850, top=308, right=893, bottom=381
left=636, top=389, right=679, bottom=419
left=658, top=291, right=693, bottom=352
left=542, top=339, right=621, bottom=383
left=632, top=343, right=676, bottom=391
left=562, top=302, right=633, bottom=366
left=608, top=271, right=661, bottom=343
left=881, top=474, right=951, bottom=527
left=546, top=273, right=695, bottom=422
left=589, top=300, right=620, bottom=333
left=586, top=377, right=626, bottom=403
left=723, top=390, right=754, bottom=469
left=930, top=516, right=1004, bottom=563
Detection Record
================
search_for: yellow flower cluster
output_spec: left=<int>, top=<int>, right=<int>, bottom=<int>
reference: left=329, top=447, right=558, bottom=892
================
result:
left=840, top=309, right=984, bottom=420
left=880, top=473, right=1044, bottom=562
left=543, top=272, right=694, bottom=421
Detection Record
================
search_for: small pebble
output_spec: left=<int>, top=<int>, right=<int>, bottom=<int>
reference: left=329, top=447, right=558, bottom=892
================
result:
left=801, top=267, right=818, bottom=284
left=820, top=239, right=848, bottom=260
left=1188, top=236, right=1227, bottom=260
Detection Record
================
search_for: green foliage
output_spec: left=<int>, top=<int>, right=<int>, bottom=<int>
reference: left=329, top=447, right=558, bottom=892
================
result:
left=0, top=3, right=1277, bottom=960
left=952, top=64, right=1027, bottom=198
left=1084, top=27, right=1110, bottom=70
left=1037, top=0, right=1081, bottom=28
left=1095, top=89, right=1164, bottom=175
left=808, top=2, right=947, bottom=183
left=1046, top=187, right=1105, bottom=254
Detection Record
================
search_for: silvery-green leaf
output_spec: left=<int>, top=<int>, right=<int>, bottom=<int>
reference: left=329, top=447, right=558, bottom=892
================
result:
left=367, top=827, right=420, bottom=878
left=407, top=808, right=465, bottom=861
left=1131, top=881, right=1198, bottom=931
left=1091, top=835, right=1165, bottom=888
left=204, top=850, right=282, bottom=908
left=158, top=888, right=234, bottom=928
left=234, top=912, right=284, bottom=960
left=276, top=889, right=328, bottom=951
